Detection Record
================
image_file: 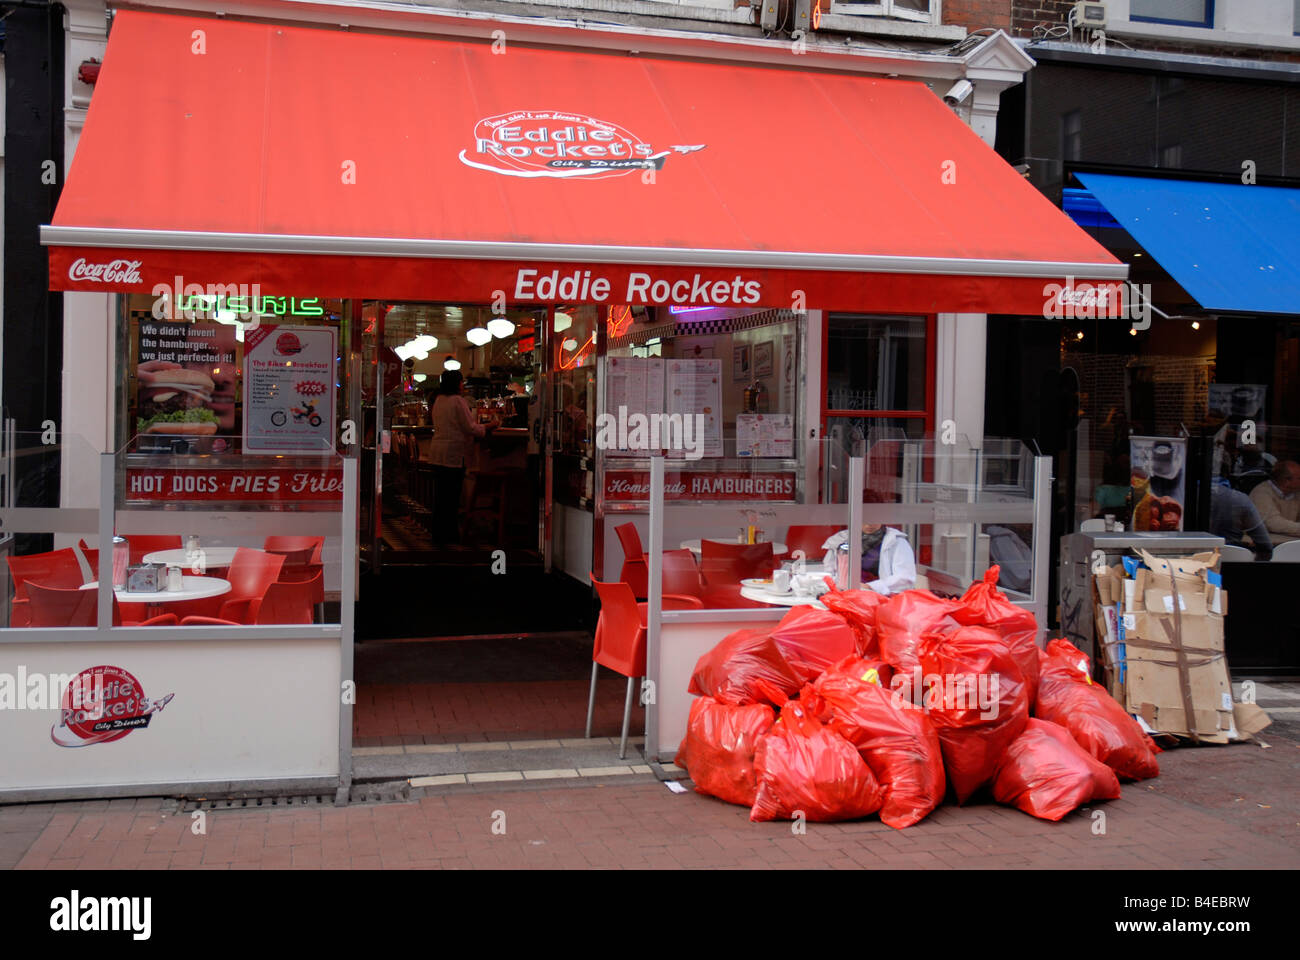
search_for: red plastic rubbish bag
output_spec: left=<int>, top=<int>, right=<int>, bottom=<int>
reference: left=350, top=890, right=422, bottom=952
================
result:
left=750, top=701, right=884, bottom=823
left=769, top=606, right=857, bottom=684
left=809, top=672, right=945, bottom=829
left=822, top=654, right=894, bottom=692
left=992, top=718, right=1121, bottom=821
left=1035, top=639, right=1160, bottom=781
left=954, top=566, right=1041, bottom=710
left=820, top=584, right=888, bottom=657
left=688, top=628, right=802, bottom=707
left=675, top=696, right=776, bottom=807
left=877, top=590, right=959, bottom=696
left=918, top=624, right=1029, bottom=804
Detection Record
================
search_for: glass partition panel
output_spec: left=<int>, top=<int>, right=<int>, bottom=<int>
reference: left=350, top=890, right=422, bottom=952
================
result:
left=0, top=432, right=102, bottom=629
left=859, top=436, right=1044, bottom=603
left=112, top=436, right=346, bottom=628
left=647, top=439, right=856, bottom=613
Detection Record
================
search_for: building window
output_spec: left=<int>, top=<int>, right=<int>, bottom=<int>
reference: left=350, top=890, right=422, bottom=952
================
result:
left=1130, top=0, right=1214, bottom=28
left=832, top=0, right=936, bottom=24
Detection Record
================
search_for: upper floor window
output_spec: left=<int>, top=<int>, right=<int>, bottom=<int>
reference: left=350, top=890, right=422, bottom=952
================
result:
left=1130, top=0, right=1214, bottom=28
left=833, top=0, right=936, bottom=24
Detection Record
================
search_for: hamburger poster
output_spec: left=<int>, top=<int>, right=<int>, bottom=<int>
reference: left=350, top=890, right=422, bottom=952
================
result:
left=136, top=320, right=239, bottom=452
left=243, top=325, right=336, bottom=455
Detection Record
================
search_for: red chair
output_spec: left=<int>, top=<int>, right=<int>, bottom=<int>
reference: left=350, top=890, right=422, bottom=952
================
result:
left=124, top=536, right=182, bottom=565
left=699, top=541, right=775, bottom=609
left=614, top=522, right=648, bottom=600
left=253, top=571, right=321, bottom=624
left=7, top=549, right=84, bottom=627
left=264, top=536, right=324, bottom=564
left=587, top=574, right=702, bottom=758
left=661, top=549, right=705, bottom=599
left=212, top=547, right=284, bottom=624
left=25, top=582, right=176, bottom=627
left=780, top=525, right=844, bottom=564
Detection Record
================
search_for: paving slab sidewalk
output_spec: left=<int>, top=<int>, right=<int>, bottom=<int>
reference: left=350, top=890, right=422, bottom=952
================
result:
left=4, top=727, right=1298, bottom=870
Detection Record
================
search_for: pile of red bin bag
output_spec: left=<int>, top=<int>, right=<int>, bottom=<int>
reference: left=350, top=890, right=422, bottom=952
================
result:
left=676, top=566, right=1159, bottom=828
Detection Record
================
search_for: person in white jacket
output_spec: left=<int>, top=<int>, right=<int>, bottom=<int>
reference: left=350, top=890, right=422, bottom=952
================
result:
left=820, top=524, right=917, bottom=595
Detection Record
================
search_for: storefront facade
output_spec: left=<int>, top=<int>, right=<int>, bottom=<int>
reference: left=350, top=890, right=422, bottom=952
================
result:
left=2, top=0, right=1127, bottom=796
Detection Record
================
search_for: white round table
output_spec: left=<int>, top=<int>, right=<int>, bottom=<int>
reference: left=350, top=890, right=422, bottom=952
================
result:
left=83, top=576, right=232, bottom=613
left=143, top=547, right=239, bottom=569
left=738, top=585, right=826, bottom=609
left=680, top=539, right=787, bottom=556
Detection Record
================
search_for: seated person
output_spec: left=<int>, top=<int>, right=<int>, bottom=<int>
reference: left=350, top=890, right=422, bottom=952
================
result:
left=1210, top=478, right=1273, bottom=560
left=821, top=524, right=916, bottom=596
left=1248, top=460, right=1300, bottom=546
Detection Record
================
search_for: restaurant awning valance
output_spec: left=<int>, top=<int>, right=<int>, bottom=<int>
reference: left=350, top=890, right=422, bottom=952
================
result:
left=1076, top=172, right=1300, bottom=315
left=44, top=11, right=1124, bottom=313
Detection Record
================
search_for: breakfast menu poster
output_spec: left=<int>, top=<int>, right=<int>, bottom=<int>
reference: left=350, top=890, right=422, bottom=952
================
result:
left=243, top=325, right=336, bottom=455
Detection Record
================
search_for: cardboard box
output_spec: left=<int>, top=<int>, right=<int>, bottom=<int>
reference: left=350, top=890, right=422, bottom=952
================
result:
left=1121, top=549, right=1233, bottom=742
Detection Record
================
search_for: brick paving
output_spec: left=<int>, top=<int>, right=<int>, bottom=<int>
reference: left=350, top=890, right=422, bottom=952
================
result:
left=4, top=727, right=1298, bottom=870
left=353, top=676, right=641, bottom=746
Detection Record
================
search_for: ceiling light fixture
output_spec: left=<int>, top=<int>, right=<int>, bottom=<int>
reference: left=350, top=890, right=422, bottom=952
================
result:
left=466, top=326, right=492, bottom=347
left=487, top=316, right=516, bottom=339
left=443, top=357, right=461, bottom=371
left=553, top=311, right=573, bottom=333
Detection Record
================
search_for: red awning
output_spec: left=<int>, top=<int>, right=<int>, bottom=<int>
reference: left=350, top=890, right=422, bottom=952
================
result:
left=44, top=11, right=1124, bottom=313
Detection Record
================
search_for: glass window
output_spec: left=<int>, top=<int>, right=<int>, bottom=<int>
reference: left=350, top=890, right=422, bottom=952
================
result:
left=1130, top=0, right=1213, bottom=27
left=826, top=314, right=926, bottom=413
left=119, top=293, right=345, bottom=456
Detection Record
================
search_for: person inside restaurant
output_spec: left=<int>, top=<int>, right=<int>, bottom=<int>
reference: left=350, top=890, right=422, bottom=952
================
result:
left=1249, top=460, right=1300, bottom=546
left=429, top=369, right=499, bottom=545
left=821, top=523, right=916, bottom=595
left=1209, top=477, right=1273, bottom=560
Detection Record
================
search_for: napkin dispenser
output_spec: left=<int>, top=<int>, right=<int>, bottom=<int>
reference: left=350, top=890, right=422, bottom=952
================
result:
left=126, top=563, right=166, bottom=593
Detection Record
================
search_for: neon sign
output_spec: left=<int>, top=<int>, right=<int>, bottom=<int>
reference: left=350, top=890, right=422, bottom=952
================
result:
left=175, top=295, right=325, bottom=317
left=606, top=305, right=633, bottom=339
left=557, top=334, right=595, bottom=370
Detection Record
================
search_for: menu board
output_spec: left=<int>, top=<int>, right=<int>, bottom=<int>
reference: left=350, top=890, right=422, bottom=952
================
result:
left=603, top=357, right=665, bottom=458
left=735, top=413, right=794, bottom=458
left=243, top=325, right=337, bottom=455
left=665, top=359, right=723, bottom=459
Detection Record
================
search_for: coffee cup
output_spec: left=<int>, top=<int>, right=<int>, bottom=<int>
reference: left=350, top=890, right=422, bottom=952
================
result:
left=772, top=569, right=791, bottom=594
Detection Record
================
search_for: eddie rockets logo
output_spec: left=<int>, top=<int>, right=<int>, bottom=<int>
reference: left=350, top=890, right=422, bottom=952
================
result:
left=459, top=110, right=705, bottom=180
left=52, top=665, right=174, bottom=748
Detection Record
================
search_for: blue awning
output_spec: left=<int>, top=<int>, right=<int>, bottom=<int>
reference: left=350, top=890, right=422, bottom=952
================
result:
left=1075, top=172, right=1300, bottom=315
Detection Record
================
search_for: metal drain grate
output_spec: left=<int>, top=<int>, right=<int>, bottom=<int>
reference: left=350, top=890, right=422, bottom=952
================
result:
left=165, top=794, right=334, bottom=813
left=348, top=780, right=411, bottom=805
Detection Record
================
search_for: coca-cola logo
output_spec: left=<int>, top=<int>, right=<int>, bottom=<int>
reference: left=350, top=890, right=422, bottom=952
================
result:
left=68, top=257, right=143, bottom=285
left=459, top=110, right=705, bottom=180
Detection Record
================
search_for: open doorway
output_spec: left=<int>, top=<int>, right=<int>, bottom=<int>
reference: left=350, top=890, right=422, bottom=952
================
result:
left=351, top=301, right=634, bottom=749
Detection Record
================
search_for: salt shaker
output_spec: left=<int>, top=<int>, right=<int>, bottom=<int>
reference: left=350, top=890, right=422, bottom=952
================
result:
left=167, top=565, right=182, bottom=592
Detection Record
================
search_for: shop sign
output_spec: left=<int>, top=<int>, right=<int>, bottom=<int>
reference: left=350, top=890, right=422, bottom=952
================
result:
left=605, top=470, right=796, bottom=502
left=460, top=110, right=705, bottom=180
left=50, top=665, right=174, bottom=748
left=125, top=465, right=344, bottom=502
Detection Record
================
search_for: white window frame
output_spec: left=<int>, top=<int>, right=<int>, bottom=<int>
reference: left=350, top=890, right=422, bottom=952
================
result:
left=829, top=0, right=940, bottom=26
